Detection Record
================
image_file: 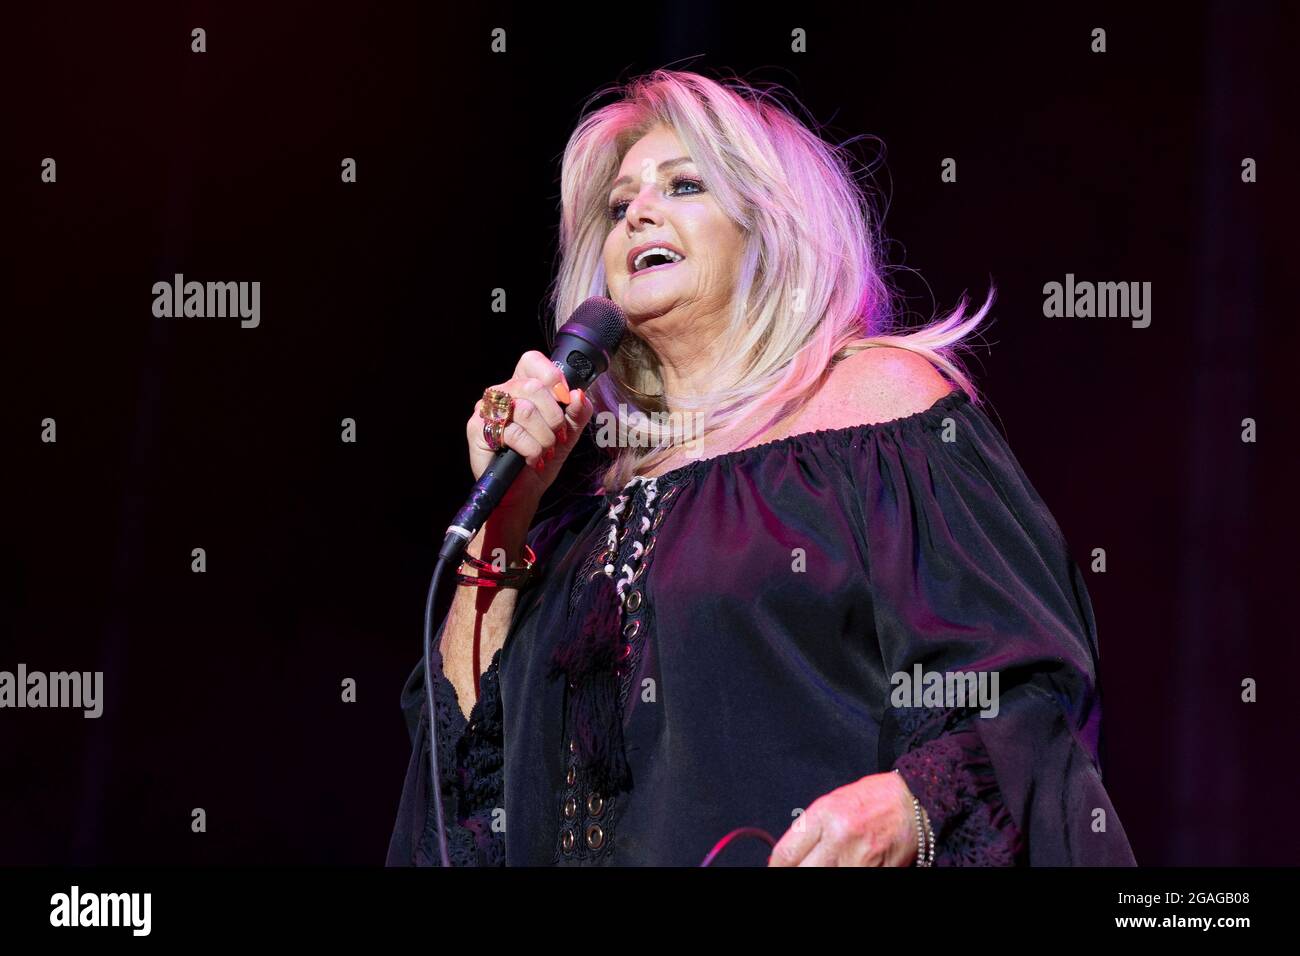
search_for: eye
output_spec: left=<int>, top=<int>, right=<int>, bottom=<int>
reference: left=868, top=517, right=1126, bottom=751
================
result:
left=669, top=175, right=704, bottom=196
left=607, top=175, right=707, bottom=223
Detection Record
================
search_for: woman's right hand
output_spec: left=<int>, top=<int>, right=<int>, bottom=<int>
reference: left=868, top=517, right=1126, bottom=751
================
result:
left=466, top=350, right=596, bottom=510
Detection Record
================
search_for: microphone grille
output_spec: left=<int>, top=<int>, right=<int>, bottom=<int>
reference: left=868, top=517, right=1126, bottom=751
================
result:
left=569, top=296, right=627, bottom=355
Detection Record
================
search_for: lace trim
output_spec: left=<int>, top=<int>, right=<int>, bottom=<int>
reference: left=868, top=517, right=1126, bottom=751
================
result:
left=414, top=650, right=506, bottom=867
left=893, top=728, right=1024, bottom=866
left=457, top=652, right=505, bottom=811
left=571, top=537, right=605, bottom=617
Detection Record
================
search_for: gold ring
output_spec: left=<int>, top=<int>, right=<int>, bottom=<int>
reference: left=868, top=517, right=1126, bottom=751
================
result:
left=481, top=387, right=515, bottom=424
left=483, top=419, right=506, bottom=452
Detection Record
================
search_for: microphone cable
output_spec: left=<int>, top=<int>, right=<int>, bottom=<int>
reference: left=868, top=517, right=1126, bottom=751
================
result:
left=422, top=555, right=454, bottom=868
left=698, top=827, right=778, bottom=867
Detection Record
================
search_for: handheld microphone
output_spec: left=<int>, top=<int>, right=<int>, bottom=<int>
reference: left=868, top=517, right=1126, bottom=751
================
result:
left=421, top=295, right=625, bottom=867
left=438, top=296, right=627, bottom=565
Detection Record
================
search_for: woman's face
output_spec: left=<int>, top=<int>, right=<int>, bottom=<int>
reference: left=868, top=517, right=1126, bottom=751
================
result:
left=602, top=125, right=745, bottom=326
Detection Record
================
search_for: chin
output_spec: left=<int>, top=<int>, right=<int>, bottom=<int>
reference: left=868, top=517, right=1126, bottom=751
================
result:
left=619, top=282, right=684, bottom=318
left=623, top=298, right=679, bottom=324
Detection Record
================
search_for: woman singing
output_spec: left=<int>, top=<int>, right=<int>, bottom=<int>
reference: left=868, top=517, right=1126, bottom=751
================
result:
left=387, top=69, right=1136, bottom=867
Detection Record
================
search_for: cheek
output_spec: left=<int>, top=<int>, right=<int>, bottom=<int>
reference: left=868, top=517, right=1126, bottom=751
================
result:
left=688, top=209, right=742, bottom=277
left=602, top=235, right=622, bottom=279
left=693, top=227, right=742, bottom=283
left=714, top=215, right=744, bottom=260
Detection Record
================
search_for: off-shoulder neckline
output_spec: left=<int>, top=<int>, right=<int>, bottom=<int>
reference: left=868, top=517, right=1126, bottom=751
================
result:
left=614, top=387, right=971, bottom=489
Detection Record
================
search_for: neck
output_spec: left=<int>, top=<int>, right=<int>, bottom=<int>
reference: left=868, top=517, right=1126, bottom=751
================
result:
left=634, top=303, right=732, bottom=414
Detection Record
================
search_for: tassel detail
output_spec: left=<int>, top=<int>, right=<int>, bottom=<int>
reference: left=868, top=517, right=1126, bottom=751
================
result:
left=548, top=571, right=632, bottom=795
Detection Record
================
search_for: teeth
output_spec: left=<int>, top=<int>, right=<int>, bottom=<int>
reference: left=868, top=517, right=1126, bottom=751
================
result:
left=633, top=247, right=684, bottom=271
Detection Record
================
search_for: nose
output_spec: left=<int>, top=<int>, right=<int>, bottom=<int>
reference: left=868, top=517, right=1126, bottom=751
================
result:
left=624, top=184, right=664, bottom=232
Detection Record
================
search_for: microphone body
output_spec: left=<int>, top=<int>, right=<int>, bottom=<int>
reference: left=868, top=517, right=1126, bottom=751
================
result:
left=438, top=298, right=626, bottom=564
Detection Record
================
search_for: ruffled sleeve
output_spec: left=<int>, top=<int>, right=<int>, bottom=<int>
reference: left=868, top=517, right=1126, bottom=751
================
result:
left=846, top=390, right=1136, bottom=866
left=892, top=726, right=1022, bottom=865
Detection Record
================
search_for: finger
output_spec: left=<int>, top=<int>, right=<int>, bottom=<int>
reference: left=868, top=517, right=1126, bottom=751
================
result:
left=470, top=411, right=541, bottom=462
left=512, top=378, right=566, bottom=435
left=796, top=839, right=840, bottom=867
left=516, top=351, right=569, bottom=403
left=564, top=388, right=593, bottom=435
left=499, top=400, right=556, bottom=463
left=498, top=420, right=545, bottom=466
left=768, top=813, right=821, bottom=867
left=507, top=396, right=562, bottom=457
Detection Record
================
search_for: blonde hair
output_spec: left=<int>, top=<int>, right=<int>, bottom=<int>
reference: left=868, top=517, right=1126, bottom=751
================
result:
left=551, top=69, right=992, bottom=493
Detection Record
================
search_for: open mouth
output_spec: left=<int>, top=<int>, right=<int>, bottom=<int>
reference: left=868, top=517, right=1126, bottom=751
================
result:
left=629, top=245, right=686, bottom=276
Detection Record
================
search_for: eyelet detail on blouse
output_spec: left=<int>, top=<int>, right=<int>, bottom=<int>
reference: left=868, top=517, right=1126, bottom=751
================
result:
left=552, top=468, right=694, bottom=864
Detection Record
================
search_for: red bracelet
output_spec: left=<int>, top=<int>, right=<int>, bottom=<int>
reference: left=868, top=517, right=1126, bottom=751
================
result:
left=456, top=544, right=537, bottom=588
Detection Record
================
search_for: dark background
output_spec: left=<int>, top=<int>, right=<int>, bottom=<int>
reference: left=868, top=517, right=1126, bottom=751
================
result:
left=4, top=1, right=1296, bottom=864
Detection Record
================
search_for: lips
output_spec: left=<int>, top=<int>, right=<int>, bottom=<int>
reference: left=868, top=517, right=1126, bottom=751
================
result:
left=627, top=241, right=687, bottom=275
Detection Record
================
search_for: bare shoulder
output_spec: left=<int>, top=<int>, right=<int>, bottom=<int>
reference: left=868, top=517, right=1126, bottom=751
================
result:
left=803, top=346, right=956, bottom=431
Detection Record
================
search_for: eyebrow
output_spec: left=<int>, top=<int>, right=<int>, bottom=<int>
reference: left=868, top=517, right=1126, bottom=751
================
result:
left=607, top=157, right=696, bottom=194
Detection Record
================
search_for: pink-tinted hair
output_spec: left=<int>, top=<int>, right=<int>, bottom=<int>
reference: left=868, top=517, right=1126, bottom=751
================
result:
left=552, top=69, right=993, bottom=492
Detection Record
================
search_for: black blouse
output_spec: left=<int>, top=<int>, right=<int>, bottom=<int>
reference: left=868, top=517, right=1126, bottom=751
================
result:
left=386, top=389, right=1137, bottom=866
